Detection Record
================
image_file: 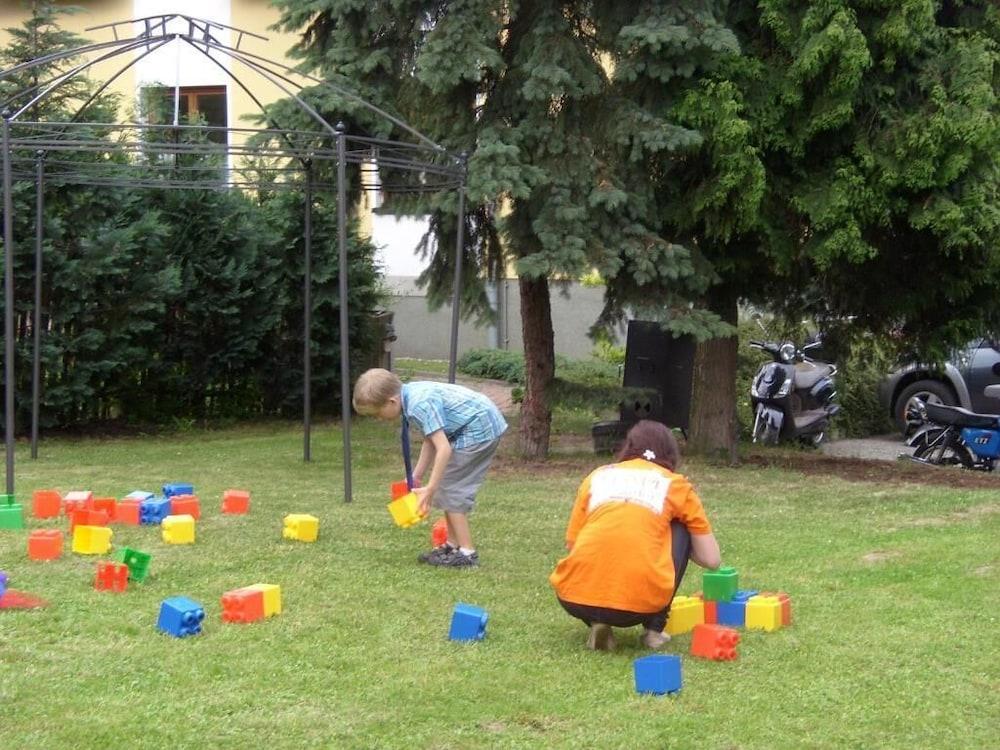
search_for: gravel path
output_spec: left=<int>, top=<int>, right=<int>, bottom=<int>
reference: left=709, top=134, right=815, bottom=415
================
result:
left=821, top=435, right=908, bottom=462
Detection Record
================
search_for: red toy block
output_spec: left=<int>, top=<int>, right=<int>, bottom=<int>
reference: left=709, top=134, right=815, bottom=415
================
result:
left=390, top=480, right=410, bottom=500
left=94, top=561, right=129, bottom=592
left=431, top=518, right=448, bottom=547
left=116, top=499, right=141, bottom=525
left=690, top=624, right=740, bottom=661
left=28, top=529, right=63, bottom=561
left=93, top=497, right=117, bottom=521
left=63, top=493, right=94, bottom=515
left=693, top=592, right=718, bottom=624
left=32, top=490, right=62, bottom=519
left=222, top=489, right=250, bottom=515
left=70, top=508, right=110, bottom=533
left=171, top=494, right=201, bottom=520
left=759, top=591, right=792, bottom=627
left=221, top=587, right=265, bottom=623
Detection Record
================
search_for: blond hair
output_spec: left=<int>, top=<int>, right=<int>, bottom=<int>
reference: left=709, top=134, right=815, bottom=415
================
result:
left=352, top=368, right=402, bottom=414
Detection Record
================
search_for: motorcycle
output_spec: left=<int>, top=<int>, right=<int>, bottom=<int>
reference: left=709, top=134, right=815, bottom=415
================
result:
left=749, top=334, right=839, bottom=446
left=904, top=397, right=1000, bottom=471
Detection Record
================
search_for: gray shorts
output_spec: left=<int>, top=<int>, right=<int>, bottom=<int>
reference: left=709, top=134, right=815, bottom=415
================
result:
left=433, top=438, right=501, bottom=514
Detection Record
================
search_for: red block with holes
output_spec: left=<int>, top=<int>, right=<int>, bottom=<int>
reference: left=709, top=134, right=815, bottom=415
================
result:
left=116, top=499, right=141, bottom=525
left=94, top=561, right=129, bottom=592
left=93, top=497, right=117, bottom=522
left=221, top=587, right=265, bottom=623
left=691, top=624, right=740, bottom=661
left=170, top=494, right=201, bottom=520
left=390, top=480, right=410, bottom=500
left=222, top=489, right=250, bottom=515
left=28, top=529, right=63, bottom=561
left=693, top=592, right=718, bottom=624
left=70, top=508, right=110, bottom=533
left=32, top=490, right=62, bottom=519
left=431, top=517, right=448, bottom=547
left=63, top=492, right=94, bottom=515
left=759, top=591, right=792, bottom=627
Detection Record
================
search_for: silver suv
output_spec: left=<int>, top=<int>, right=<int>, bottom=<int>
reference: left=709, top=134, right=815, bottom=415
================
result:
left=879, top=338, right=1000, bottom=434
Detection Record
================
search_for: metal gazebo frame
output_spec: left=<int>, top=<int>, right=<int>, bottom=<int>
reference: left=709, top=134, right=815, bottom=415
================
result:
left=0, top=14, right=470, bottom=502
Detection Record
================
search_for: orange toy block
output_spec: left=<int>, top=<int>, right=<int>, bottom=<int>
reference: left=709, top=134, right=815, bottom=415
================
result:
left=170, top=494, right=201, bottom=520
left=431, top=518, right=448, bottom=547
left=390, top=480, right=410, bottom=500
left=28, top=529, right=63, bottom=561
left=69, top=508, right=110, bottom=533
left=32, top=490, right=62, bottom=519
left=222, top=489, right=250, bottom=514
left=116, top=499, right=141, bottom=526
left=690, top=624, right=740, bottom=661
left=759, top=591, right=792, bottom=627
left=221, top=587, right=265, bottom=623
left=694, top=592, right=718, bottom=624
left=94, top=561, right=129, bottom=592
left=63, top=490, right=94, bottom=515
left=93, top=497, right=117, bottom=521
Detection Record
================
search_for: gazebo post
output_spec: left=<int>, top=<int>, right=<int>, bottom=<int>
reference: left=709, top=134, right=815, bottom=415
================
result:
left=31, top=149, right=45, bottom=460
left=302, top=161, right=313, bottom=462
left=447, top=154, right=468, bottom=384
left=336, top=122, right=352, bottom=503
left=2, top=111, right=15, bottom=494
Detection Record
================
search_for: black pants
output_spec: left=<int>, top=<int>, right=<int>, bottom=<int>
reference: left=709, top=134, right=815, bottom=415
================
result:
left=558, top=520, right=692, bottom=633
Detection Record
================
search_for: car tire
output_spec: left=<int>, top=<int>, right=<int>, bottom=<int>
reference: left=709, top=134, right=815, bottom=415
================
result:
left=894, top=380, right=957, bottom=436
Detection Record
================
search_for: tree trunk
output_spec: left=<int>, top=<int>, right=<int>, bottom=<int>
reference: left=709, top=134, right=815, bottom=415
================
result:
left=518, top=275, right=554, bottom=458
left=687, top=288, right=739, bottom=463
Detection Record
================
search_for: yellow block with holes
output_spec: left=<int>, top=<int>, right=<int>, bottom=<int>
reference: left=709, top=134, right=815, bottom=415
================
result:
left=282, top=513, right=319, bottom=542
left=72, top=524, right=112, bottom=555
left=745, top=595, right=783, bottom=632
left=248, top=583, right=282, bottom=616
left=665, top=595, right=705, bottom=635
left=162, top=514, right=196, bottom=545
left=387, top=492, right=426, bottom=528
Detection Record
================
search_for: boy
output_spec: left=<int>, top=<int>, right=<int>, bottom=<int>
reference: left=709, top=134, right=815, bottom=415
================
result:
left=352, top=368, right=507, bottom=567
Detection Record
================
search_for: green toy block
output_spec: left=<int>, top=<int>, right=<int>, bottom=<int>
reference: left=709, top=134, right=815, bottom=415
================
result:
left=114, top=546, right=152, bottom=582
left=0, top=503, right=25, bottom=529
left=703, top=566, right=739, bottom=602
left=0, top=493, right=15, bottom=505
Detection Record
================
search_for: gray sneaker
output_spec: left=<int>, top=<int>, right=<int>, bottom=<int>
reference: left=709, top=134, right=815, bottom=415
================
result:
left=418, top=545, right=455, bottom=564
left=434, top=550, right=479, bottom=567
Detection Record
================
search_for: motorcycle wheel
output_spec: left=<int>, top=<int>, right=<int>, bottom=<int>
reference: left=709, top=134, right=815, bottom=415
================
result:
left=752, top=417, right=779, bottom=445
left=913, top=436, right=976, bottom=468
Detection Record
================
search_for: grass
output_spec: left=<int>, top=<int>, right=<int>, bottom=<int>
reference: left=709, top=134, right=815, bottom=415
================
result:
left=1, top=420, right=998, bottom=748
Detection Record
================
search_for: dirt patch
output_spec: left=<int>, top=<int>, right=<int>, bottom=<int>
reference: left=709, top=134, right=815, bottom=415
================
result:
left=861, top=550, right=902, bottom=564
left=972, top=564, right=995, bottom=577
left=893, top=502, right=1000, bottom=529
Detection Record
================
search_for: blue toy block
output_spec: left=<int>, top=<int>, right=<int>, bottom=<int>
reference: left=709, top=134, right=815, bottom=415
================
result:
left=0, top=570, right=8, bottom=598
left=125, top=490, right=154, bottom=501
left=634, top=654, right=682, bottom=696
left=448, top=603, right=488, bottom=641
left=162, top=483, right=194, bottom=498
left=156, top=596, right=205, bottom=637
left=140, top=496, right=172, bottom=525
left=717, top=589, right=759, bottom=626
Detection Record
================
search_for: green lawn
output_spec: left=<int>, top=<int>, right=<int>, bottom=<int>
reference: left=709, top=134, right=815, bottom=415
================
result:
left=1, top=421, right=997, bottom=748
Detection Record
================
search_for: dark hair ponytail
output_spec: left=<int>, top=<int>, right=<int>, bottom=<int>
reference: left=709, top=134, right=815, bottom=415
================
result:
left=616, top=419, right=681, bottom=471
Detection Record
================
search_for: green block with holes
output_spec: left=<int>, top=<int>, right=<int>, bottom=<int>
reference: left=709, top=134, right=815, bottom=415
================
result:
left=0, top=493, right=15, bottom=505
left=702, top=566, right=739, bottom=602
left=0, top=503, right=25, bottom=529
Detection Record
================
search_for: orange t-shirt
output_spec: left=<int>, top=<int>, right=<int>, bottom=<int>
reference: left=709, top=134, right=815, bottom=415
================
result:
left=549, top=458, right=712, bottom=613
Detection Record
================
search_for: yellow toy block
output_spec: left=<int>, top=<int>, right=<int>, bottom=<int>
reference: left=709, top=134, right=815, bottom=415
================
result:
left=746, top=595, right=783, bottom=632
left=248, top=583, right=282, bottom=616
left=283, top=513, right=319, bottom=542
left=665, top=595, right=705, bottom=635
left=72, top=524, right=112, bottom=555
left=162, top=514, right=196, bottom=545
left=387, top=492, right=426, bottom=528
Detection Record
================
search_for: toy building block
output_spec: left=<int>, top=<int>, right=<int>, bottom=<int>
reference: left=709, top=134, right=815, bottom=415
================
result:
left=221, top=587, right=265, bottom=623
left=703, top=566, right=739, bottom=602
left=140, top=497, right=172, bottom=525
left=387, top=493, right=426, bottom=528
left=32, top=490, right=62, bottom=519
left=0, top=570, right=7, bottom=598
left=283, top=513, right=319, bottom=542
left=390, top=480, right=410, bottom=500
left=162, top=514, right=196, bottom=545
left=222, top=489, right=250, bottom=514
left=247, top=583, right=282, bottom=617
left=114, top=547, right=152, bottom=582
left=170, top=494, right=201, bottom=520
left=94, top=561, right=129, bottom=592
left=63, top=490, right=94, bottom=514
left=693, top=593, right=718, bottom=624
left=157, top=596, right=205, bottom=637
left=116, top=499, right=141, bottom=526
left=431, top=517, right=448, bottom=547
left=634, top=654, right=682, bottom=696
left=0, top=493, right=14, bottom=505
left=69, top=508, right=110, bottom=533
left=28, top=529, right=63, bottom=561
left=759, top=591, right=792, bottom=627
left=690, top=624, right=740, bottom=661
left=124, top=490, right=154, bottom=502
left=665, top=595, right=705, bottom=636
left=448, top=603, right=488, bottom=641
left=746, top=595, right=783, bottom=632
left=162, top=483, right=194, bottom=498
left=0, top=503, right=25, bottom=530
left=93, top=497, right=117, bottom=521
left=717, top=589, right=759, bottom=627
left=72, top=525, right=113, bottom=555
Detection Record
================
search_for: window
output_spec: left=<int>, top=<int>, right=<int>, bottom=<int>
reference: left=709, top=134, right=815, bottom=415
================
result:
left=143, top=85, right=228, bottom=144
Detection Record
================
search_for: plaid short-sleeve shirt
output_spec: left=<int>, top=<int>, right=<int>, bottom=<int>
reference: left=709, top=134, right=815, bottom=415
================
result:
left=401, top=381, right=507, bottom=450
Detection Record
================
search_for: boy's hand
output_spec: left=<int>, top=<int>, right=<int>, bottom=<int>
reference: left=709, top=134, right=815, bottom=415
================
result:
left=413, top=486, right=434, bottom=515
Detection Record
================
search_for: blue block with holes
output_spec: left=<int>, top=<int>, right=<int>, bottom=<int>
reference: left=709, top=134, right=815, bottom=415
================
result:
left=162, top=483, right=194, bottom=498
left=448, top=603, right=488, bottom=641
left=140, top=496, right=172, bottom=525
left=157, top=596, right=205, bottom=637
left=634, top=654, right=682, bottom=695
